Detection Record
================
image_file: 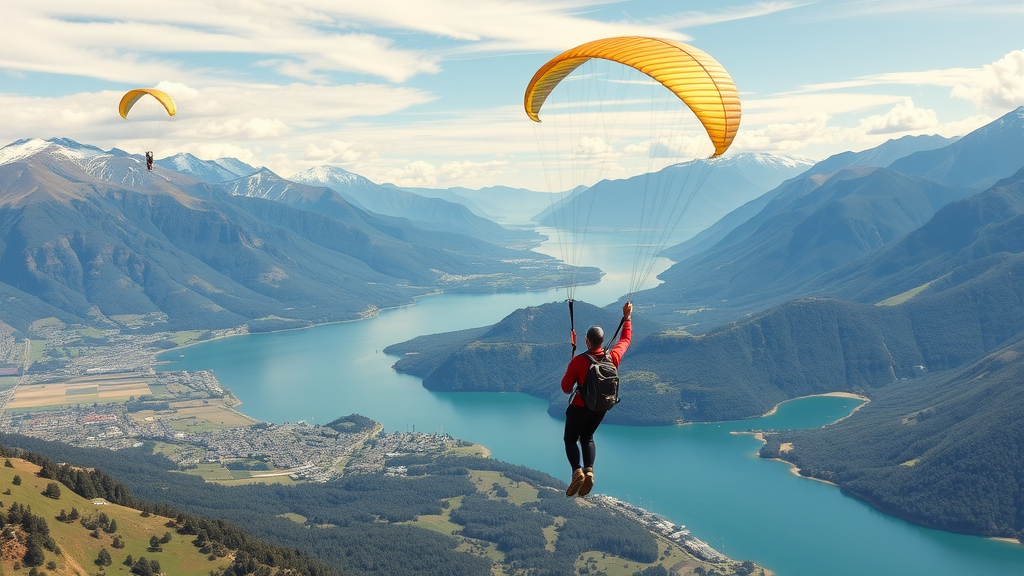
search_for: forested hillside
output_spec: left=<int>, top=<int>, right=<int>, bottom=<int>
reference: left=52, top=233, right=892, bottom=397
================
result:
left=0, top=433, right=761, bottom=576
left=760, top=331, right=1024, bottom=540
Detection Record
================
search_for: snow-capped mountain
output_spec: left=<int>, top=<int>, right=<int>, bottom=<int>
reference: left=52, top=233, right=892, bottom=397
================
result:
left=156, top=153, right=257, bottom=183
left=0, top=138, right=190, bottom=189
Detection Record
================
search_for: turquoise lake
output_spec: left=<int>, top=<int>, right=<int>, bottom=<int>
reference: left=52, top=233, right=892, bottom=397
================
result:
left=159, top=231, right=1024, bottom=576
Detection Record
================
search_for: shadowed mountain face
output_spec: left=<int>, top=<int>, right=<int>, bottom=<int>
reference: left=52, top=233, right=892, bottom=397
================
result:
left=289, top=166, right=542, bottom=247
left=641, top=168, right=975, bottom=328
left=888, top=106, right=1024, bottom=190
left=812, top=167, right=1024, bottom=304
left=663, top=134, right=957, bottom=263
left=0, top=139, right=591, bottom=332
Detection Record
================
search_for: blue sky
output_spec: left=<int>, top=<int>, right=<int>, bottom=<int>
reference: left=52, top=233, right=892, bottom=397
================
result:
left=0, top=0, right=1021, bottom=189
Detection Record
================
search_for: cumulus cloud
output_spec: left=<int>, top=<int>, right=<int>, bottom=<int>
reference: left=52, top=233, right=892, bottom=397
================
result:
left=731, top=99, right=993, bottom=156
left=386, top=160, right=439, bottom=187
left=857, top=98, right=938, bottom=135
left=575, top=136, right=613, bottom=156
left=733, top=113, right=834, bottom=152
left=951, top=49, right=1024, bottom=109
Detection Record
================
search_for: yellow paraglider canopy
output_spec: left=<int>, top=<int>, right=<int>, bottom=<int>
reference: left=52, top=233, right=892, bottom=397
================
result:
left=118, top=89, right=177, bottom=119
left=524, top=36, right=740, bottom=157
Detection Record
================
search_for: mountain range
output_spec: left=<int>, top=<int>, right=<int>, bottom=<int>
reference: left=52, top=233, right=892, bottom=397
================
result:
left=533, top=153, right=814, bottom=241
left=290, top=167, right=542, bottom=247
left=0, top=138, right=588, bottom=333
left=640, top=107, right=1024, bottom=329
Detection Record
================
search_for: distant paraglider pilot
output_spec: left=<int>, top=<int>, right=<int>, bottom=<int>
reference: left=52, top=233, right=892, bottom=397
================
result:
left=561, top=301, right=632, bottom=497
left=145, top=151, right=154, bottom=171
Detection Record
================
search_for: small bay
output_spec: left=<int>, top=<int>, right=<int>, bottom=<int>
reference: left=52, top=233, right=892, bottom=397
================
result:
left=160, top=230, right=1024, bottom=576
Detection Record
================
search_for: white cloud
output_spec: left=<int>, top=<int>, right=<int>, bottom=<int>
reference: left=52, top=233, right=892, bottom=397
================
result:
left=857, top=98, right=938, bottom=135
left=0, top=2, right=440, bottom=84
left=439, top=160, right=508, bottom=181
left=951, top=50, right=1024, bottom=109
left=731, top=100, right=993, bottom=156
left=0, top=1, right=693, bottom=85
left=660, top=1, right=811, bottom=29
left=0, top=83, right=436, bottom=155
left=386, top=160, right=439, bottom=187
left=732, top=112, right=833, bottom=152
left=575, top=136, right=613, bottom=155
left=785, top=50, right=1024, bottom=113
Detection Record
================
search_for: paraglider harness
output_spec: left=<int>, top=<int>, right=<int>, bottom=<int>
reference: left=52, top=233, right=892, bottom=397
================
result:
left=145, top=151, right=154, bottom=171
left=568, top=299, right=624, bottom=412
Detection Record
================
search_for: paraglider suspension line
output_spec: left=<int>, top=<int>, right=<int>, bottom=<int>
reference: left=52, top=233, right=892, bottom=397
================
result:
left=569, top=299, right=577, bottom=358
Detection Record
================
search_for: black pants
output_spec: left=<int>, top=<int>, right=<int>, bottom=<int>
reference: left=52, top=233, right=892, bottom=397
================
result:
left=564, top=404, right=606, bottom=472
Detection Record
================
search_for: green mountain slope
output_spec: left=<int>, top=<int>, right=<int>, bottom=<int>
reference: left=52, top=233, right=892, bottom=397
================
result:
left=0, top=456, right=289, bottom=576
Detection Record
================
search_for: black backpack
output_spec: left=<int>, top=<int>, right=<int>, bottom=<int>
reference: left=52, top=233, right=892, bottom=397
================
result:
left=579, top=352, right=620, bottom=411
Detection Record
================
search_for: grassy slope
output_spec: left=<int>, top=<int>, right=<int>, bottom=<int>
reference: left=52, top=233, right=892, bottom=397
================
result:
left=0, top=458, right=232, bottom=576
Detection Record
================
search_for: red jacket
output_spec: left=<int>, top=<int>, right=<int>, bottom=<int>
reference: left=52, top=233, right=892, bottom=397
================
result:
left=561, top=319, right=631, bottom=408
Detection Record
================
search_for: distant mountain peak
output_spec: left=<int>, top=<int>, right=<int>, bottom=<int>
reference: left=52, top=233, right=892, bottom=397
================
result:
left=155, top=152, right=257, bottom=183
left=291, top=165, right=371, bottom=187
left=0, top=137, right=120, bottom=175
left=712, top=152, right=814, bottom=170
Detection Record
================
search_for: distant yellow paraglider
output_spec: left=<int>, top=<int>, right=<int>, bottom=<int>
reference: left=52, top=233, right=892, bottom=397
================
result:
left=118, top=89, right=177, bottom=170
left=118, top=89, right=177, bottom=119
left=524, top=36, right=740, bottom=157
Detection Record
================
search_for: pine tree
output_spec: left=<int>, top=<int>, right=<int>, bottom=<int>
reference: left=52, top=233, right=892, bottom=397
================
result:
left=96, top=547, right=112, bottom=566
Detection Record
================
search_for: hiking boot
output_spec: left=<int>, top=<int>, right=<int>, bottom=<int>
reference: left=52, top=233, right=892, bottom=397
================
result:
left=566, top=468, right=585, bottom=497
left=578, top=467, right=595, bottom=497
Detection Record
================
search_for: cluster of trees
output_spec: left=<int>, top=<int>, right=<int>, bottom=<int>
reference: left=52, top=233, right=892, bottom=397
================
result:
left=1, top=502, right=59, bottom=568
left=122, top=554, right=162, bottom=575
left=326, top=414, right=377, bottom=434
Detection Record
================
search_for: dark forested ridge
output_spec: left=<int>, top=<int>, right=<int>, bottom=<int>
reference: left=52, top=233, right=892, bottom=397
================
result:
left=760, top=331, right=1024, bottom=541
left=0, top=433, right=753, bottom=576
left=388, top=300, right=669, bottom=423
